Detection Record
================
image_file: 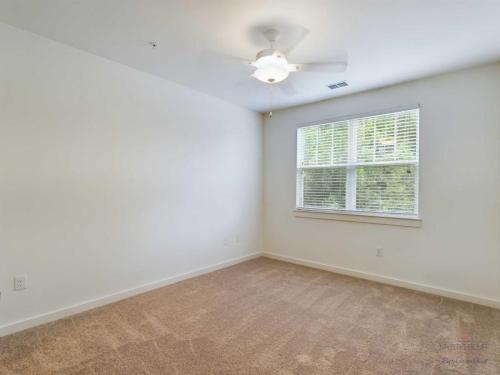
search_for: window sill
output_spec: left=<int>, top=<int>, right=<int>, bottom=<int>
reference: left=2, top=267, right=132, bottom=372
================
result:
left=294, top=209, right=422, bottom=227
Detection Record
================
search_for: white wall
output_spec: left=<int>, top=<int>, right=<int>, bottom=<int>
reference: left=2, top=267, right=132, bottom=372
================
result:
left=264, top=63, right=500, bottom=305
left=0, top=23, right=263, bottom=331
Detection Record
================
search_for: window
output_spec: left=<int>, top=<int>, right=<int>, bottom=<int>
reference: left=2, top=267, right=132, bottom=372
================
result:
left=296, top=108, right=419, bottom=217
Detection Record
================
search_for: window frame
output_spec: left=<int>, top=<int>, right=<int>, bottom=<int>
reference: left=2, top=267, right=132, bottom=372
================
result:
left=294, top=105, right=421, bottom=221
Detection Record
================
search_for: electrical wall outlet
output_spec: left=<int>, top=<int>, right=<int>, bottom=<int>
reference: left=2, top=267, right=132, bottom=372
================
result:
left=376, top=248, right=384, bottom=257
left=224, top=235, right=241, bottom=246
left=14, top=275, right=27, bottom=291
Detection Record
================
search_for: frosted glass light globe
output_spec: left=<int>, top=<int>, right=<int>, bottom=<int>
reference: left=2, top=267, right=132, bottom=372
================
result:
left=253, top=64, right=289, bottom=83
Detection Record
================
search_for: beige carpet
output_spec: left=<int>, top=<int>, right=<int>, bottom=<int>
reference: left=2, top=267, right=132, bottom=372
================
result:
left=1, top=257, right=499, bottom=375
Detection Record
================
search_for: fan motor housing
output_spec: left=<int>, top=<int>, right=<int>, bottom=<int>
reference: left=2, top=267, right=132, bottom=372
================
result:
left=255, top=49, right=287, bottom=64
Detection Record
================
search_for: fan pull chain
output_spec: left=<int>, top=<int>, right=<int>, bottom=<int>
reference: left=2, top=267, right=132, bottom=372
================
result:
left=268, top=84, right=273, bottom=118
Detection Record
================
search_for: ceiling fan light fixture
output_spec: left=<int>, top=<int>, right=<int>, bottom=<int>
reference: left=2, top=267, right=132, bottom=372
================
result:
left=253, top=50, right=288, bottom=68
left=253, top=64, right=289, bottom=83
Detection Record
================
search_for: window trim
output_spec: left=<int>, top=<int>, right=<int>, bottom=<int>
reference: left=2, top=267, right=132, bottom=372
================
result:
left=293, top=104, right=421, bottom=128
left=294, top=105, right=421, bottom=220
left=294, top=208, right=422, bottom=227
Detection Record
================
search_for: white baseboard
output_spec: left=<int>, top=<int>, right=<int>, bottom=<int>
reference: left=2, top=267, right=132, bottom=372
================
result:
left=0, top=252, right=261, bottom=337
left=263, top=252, right=500, bottom=310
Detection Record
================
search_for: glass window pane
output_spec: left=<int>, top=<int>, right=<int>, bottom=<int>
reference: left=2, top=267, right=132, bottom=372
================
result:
left=302, top=168, right=347, bottom=209
left=297, top=122, right=348, bottom=167
left=356, top=110, right=418, bottom=163
left=356, top=165, right=417, bottom=214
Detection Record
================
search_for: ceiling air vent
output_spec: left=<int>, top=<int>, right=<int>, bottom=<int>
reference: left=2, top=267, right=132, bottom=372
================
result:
left=327, top=81, right=348, bottom=90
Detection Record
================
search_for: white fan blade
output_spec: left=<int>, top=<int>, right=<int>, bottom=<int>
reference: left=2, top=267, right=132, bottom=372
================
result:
left=297, top=62, right=348, bottom=73
left=286, top=64, right=301, bottom=72
left=236, top=75, right=259, bottom=88
left=278, top=80, right=297, bottom=97
left=284, top=26, right=310, bottom=58
left=198, top=50, right=252, bottom=70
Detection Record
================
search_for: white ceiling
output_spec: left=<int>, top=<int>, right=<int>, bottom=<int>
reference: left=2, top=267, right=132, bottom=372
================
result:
left=1, top=0, right=500, bottom=112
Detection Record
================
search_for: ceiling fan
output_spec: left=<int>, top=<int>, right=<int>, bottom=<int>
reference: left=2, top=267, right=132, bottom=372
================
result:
left=248, top=28, right=348, bottom=88
left=200, top=26, right=347, bottom=116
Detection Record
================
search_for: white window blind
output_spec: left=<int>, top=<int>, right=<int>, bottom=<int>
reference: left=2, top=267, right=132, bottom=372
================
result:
left=296, top=108, right=419, bottom=216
